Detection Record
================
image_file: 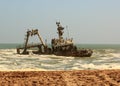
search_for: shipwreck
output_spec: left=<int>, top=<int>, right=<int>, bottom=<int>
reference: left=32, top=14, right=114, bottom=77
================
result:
left=17, top=22, right=93, bottom=57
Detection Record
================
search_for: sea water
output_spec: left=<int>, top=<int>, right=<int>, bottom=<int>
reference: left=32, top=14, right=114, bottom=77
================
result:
left=0, top=43, right=120, bottom=71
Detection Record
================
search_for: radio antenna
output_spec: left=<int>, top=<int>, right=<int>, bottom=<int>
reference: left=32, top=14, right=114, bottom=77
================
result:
left=66, top=25, right=69, bottom=38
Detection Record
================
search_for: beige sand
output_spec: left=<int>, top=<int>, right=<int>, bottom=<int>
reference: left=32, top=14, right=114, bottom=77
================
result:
left=0, top=70, right=120, bottom=86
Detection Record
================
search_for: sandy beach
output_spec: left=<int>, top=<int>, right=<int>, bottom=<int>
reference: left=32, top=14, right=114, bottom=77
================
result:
left=0, top=70, right=119, bottom=86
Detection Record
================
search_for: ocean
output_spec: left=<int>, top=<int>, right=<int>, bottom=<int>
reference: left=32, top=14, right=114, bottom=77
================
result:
left=0, top=43, right=120, bottom=71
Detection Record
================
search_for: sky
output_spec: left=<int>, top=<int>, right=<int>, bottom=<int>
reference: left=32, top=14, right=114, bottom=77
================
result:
left=0, top=0, right=120, bottom=44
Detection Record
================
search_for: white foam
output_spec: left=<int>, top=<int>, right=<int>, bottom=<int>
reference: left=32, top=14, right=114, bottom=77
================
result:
left=110, top=53, right=120, bottom=57
left=0, top=49, right=120, bottom=71
left=76, top=63, right=120, bottom=70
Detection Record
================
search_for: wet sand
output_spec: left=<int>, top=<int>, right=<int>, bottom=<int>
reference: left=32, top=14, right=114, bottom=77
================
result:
left=0, top=70, right=120, bottom=86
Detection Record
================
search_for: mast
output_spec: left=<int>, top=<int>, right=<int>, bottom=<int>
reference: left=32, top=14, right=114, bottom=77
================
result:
left=56, top=22, right=64, bottom=40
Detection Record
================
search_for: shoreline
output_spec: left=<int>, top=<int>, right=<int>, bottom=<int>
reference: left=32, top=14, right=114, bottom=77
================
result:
left=0, top=69, right=120, bottom=85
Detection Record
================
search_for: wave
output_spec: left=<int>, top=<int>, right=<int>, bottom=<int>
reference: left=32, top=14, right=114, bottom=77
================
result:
left=0, top=49, right=120, bottom=70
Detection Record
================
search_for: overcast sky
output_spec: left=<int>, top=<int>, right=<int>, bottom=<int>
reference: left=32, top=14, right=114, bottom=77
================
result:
left=0, top=0, right=120, bottom=44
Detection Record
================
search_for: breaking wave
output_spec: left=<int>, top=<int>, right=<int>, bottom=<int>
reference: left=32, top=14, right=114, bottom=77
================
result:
left=0, top=49, right=120, bottom=71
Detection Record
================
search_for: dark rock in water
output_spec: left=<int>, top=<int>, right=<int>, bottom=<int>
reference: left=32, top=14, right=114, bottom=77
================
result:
left=16, top=22, right=93, bottom=57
